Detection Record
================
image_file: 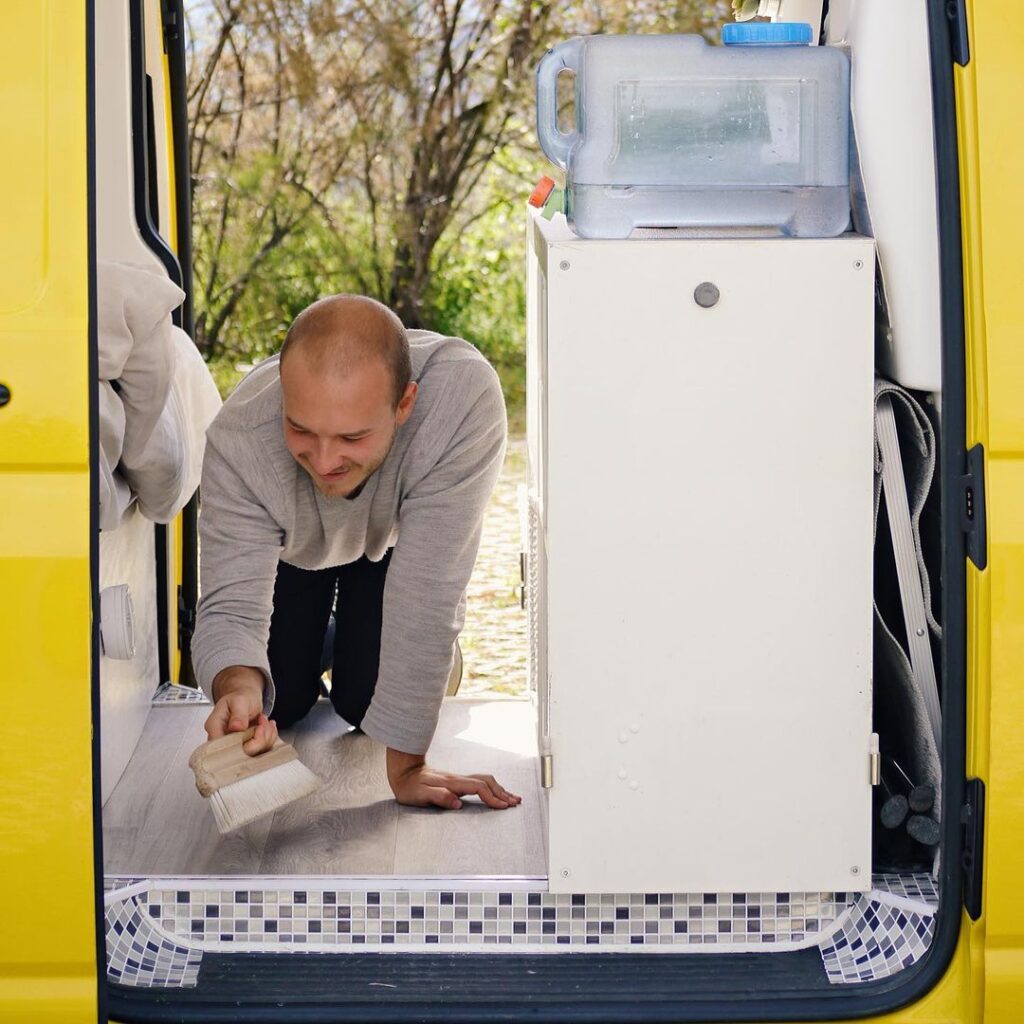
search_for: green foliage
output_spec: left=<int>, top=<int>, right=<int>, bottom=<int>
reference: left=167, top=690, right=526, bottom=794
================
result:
left=205, top=355, right=249, bottom=401
left=197, top=210, right=375, bottom=391
left=732, top=0, right=761, bottom=21
left=424, top=187, right=529, bottom=433
left=200, top=157, right=533, bottom=424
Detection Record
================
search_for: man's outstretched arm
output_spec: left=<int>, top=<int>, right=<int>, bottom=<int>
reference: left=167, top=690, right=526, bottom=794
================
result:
left=192, top=432, right=285, bottom=748
left=360, top=362, right=515, bottom=808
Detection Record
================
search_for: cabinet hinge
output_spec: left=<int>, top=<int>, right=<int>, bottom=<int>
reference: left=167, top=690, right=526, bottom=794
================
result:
left=541, top=754, right=553, bottom=789
left=946, top=0, right=970, bottom=66
left=869, top=733, right=880, bottom=786
left=961, top=778, right=985, bottom=920
left=960, top=444, right=987, bottom=570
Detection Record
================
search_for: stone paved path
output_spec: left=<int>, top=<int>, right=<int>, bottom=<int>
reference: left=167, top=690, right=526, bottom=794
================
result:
left=460, top=437, right=529, bottom=698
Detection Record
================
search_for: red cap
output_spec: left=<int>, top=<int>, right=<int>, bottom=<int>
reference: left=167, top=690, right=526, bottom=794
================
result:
left=528, top=176, right=556, bottom=208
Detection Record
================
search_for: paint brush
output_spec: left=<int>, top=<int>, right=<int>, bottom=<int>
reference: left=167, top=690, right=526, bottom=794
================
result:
left=188, top=728, right=321, bottom=833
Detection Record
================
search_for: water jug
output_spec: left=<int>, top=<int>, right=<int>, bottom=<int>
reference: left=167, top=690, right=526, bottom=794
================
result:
left=536, top=28, right=850, bottom=239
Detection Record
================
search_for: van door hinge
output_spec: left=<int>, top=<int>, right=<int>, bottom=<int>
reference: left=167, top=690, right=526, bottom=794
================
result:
left=960, top=444, right=987, bottom=570
left=961, top=778, right=985, bottom=920
left=946, top=0, right=970, bottom=66
left=177, top=585, right=195, bottom=649
left=160, top=0, right=181, bottom=53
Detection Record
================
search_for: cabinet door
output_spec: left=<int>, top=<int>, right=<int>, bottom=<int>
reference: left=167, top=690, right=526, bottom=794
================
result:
left=543, top=237, right=876, bottom=894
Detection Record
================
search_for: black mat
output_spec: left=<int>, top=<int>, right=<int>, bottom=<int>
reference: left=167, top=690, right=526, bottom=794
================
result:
left=111, top=947, right=834, bottom=1022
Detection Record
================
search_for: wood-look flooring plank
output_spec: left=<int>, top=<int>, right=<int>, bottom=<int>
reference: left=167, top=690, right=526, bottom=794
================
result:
left=102, top=697, right=545, bottom=879
left=102, top=704, right=193, bottom=828
left=393, top=699, right=545, bottom=876
left=257, top=703, right=400, bottom=875
left=102, top=705, right=275, bottom=876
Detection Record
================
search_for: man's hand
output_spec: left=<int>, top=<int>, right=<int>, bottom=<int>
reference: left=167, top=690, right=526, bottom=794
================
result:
left=386, top=748, right=522, bottom=810
left=204, top=666, right=278, bottom=756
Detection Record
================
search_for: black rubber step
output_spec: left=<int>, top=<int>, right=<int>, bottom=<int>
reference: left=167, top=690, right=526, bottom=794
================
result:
left=110, top=948, right=833, bottom=1023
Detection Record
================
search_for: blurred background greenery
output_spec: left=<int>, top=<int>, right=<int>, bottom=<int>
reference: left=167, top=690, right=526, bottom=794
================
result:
left=186, top=0, right=732, bottom=430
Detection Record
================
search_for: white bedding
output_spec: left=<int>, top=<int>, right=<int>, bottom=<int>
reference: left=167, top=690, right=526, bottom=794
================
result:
left=97, top=260, right=222, bottom=530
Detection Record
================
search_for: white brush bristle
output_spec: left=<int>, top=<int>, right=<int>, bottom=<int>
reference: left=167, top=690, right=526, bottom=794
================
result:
left=209, top=759, right=320, bottom=834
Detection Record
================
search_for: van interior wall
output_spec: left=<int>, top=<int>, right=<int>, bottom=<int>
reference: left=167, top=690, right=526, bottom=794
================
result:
left=99, top=3, right=954, bottom=999
left=99, top=514, right=160, bottom=806
left=96, top=0, right=168, bottom=803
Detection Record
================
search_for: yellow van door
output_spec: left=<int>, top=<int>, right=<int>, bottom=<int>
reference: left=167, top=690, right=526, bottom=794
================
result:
left=957, top=4, right=1024, bottom=1022
left=0, top=3, right=100, bottom=1022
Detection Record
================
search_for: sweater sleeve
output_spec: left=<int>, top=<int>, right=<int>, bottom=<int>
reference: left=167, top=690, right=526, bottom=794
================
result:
left=359, top=366, right=508, bottom=753
left=191, top=431, right=284, bottom=714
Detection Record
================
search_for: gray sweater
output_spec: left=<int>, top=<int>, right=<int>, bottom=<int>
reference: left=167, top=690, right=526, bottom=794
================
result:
left=191, top=329, right=507, bottom=754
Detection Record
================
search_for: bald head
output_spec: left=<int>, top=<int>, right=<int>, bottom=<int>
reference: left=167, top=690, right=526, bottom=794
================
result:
left=279, top=295, right=411, bottom=408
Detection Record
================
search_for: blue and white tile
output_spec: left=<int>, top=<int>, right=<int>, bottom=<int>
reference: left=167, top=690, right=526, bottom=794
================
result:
left=125, top=876, right=849, bottom=954
left=103, top=872, right=939, bottom=985
left=819, top=872, right=937, bottom=983
left=105, top=882, right=203, bottom=988
left=152, top=682, right=210, bottom=706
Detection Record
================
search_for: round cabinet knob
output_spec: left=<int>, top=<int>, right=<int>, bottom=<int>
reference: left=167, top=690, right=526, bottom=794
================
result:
left=693, top=282, right=720, bottom=309
left=100, top=584, right=136, bottom=660
left=0, top=383, right=11, bottom=407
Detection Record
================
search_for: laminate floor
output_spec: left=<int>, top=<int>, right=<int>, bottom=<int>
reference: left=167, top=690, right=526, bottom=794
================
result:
left=103, top=697, right=544, bottom=878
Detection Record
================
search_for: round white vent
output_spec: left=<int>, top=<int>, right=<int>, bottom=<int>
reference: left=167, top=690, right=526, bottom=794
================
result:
left=100, top=584, right=136, bottom=660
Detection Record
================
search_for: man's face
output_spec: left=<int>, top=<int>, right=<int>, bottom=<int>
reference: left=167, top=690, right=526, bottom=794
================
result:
left=280, top=353, right=417, bottom=499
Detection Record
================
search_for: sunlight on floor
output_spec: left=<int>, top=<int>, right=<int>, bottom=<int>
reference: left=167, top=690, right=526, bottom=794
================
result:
left=449, top=697, right=537, bottom=757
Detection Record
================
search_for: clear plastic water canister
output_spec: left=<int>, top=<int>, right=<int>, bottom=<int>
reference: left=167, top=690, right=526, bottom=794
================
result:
left=536, top=28, right=851, bottom=239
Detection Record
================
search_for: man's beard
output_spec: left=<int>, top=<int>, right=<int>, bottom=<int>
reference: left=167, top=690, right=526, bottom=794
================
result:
left=308, top=424, right=397, bottom=499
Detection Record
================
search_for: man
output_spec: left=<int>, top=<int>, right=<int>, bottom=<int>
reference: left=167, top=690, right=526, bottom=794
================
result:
left=191, top=295, right=521, bottom=812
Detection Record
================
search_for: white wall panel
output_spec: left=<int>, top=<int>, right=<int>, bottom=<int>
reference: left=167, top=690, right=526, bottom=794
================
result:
left=100, top=504, right=160, bottom=804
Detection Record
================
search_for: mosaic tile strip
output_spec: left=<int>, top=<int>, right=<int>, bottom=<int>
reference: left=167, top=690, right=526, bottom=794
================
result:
left=106, top=889, right=203, bottom=988
left=104, top=873, right=940, bottom=989
left=130, top=878, right=850, bottom=953
left=152, top=681, right=211, bottom=705
left=820, top=872, right=937, bottom=984
left=872, top=871, right=939, bottom=906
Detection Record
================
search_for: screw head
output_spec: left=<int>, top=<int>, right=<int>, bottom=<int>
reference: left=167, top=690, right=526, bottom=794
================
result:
left=559, top=260, right=570, bottom=271
left=851, top=865, right=860, bottom=875
left=854, top=259, right=864, bottom=270
left=561, top=868, right=570, bottom=878
left=693, top=282, right=720, bottom=308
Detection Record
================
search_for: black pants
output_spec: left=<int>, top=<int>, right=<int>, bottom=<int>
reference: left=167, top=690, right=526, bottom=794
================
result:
left=267, top=551, right=392, bottom=730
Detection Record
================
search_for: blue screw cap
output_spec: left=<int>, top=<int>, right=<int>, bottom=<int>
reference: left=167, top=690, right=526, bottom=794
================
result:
left=722, top=22, right=813, bottom=46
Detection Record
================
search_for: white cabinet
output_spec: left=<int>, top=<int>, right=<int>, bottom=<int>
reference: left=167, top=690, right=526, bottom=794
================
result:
left=526, top=211, right=876, bottom=894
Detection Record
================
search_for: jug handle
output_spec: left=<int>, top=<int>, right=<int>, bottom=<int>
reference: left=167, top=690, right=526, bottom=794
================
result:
left=536, top=38, right=583, bottom=170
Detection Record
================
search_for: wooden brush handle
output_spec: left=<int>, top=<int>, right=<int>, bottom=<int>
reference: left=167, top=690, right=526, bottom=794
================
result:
left=188, top=729, right=298, bottom=798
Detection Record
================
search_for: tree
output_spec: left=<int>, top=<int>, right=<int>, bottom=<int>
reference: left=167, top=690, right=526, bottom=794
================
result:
left=185, top=0, right=731, bottom=371
left=186, top=0, right=367, bottom=359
